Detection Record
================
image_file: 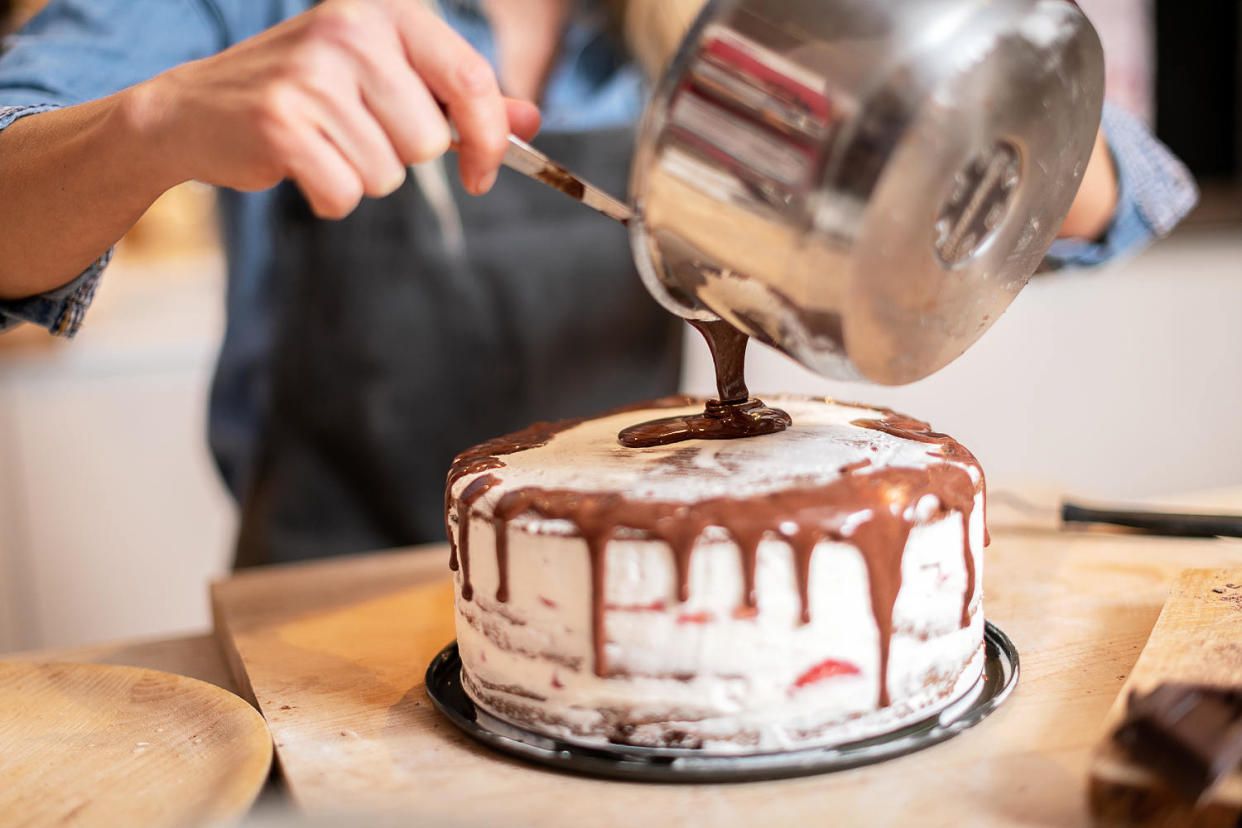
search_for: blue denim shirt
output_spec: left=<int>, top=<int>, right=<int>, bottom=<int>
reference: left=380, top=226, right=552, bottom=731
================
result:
left=0, top=0, right=1198, bottom=339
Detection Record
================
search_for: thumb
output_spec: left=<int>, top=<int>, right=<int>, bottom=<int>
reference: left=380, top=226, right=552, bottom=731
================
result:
left=504, top=98, right=542, bottom=142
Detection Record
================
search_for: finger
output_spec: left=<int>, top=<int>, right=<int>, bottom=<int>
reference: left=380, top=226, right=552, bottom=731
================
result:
left=306, top=83, right=407, bottom=199
left=284, top=130, right=366, bottom=220
left=348, top=22, right=453, bottom=166
left=395, top=8, right=508, bottom=194
left=361, top=64, right=453, bottom=166
left=505, top=98, right=541, bottom=143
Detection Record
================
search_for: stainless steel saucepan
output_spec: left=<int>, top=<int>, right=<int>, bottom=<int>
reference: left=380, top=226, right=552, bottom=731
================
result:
left=492, top=0, right=1105, bottom=385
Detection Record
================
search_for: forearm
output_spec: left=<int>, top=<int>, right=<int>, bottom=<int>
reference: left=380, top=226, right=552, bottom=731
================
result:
left=0, top=90, right=177, bottom=300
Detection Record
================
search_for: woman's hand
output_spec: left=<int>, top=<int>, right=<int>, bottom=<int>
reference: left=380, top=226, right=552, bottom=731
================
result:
left=1057, top=128, right=1119, bottom=241
left=129, top=0, right=541, bottom=219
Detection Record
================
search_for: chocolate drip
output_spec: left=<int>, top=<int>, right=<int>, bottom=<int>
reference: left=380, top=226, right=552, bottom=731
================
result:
left=494, top=490, right=627, bottom=676
left=586, top=532, right=612, bottom=678
left=488, top=461, right=977, bottom=702
left=849, top=515, right=914, bottom=707
left=447, top=399, right=697, bottom=517
left=456, top=474, right=500, bottom=601
left=446, top=417, right=594, bottom=571
left=494, top=516, right=511, bottom=603
left=958, top=513, right=975, bottom=626
left=729, top=526, right=768, bottom=616
left=618, top=321, right=791, bottom=448
left=853, top=413, right=987, bottom=630
left=661, top=516, right=709, bottom=603
left=788, top=529, right=816, bottom=625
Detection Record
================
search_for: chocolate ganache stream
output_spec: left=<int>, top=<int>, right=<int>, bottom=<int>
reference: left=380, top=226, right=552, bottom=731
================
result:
left=618, top=320, right=791, bottom=448
left=446, top=321, right=987, bottom=709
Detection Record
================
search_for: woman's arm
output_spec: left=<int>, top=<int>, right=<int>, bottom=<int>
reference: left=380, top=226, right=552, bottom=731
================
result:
left=0, top=0, right=538, bottom=302
left=1044, top=102, right=1198, bottom=269
left=0, top=95, right=177, bottom=301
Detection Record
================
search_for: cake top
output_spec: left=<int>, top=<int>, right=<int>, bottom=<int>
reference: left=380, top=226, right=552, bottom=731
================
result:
left=449, top=395, right=982, bottom=507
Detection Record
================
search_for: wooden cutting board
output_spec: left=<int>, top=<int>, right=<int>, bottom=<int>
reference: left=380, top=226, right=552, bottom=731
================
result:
left=1090, top=568, right=1242, bottom=826
left=211, top=532, right=1242, bottom=825
left=212, top=548, right=465, bottom=817
left=0, top=661, right=272, bottom=827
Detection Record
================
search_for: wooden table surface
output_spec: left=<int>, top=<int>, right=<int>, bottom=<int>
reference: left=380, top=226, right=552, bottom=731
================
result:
left=7, top=486, right=1242, bottom=825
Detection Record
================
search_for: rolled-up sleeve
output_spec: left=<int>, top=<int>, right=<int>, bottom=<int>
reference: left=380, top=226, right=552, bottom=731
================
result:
left=0, top=0, right=294, bottom=336
left=1044, top=101, right=1199, bottom=271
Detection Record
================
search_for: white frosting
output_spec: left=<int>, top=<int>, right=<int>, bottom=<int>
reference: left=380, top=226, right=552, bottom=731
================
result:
left=457, top=398, right=978, bottom=511
left=450, top=396, right=985, bottom=754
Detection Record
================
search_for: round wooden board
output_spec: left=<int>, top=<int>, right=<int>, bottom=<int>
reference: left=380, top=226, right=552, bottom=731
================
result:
left=0, top=661, right=272, bottom=827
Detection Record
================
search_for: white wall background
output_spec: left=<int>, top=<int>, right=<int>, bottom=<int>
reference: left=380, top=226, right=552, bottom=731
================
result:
left=0, top=255, right=235, bottom=652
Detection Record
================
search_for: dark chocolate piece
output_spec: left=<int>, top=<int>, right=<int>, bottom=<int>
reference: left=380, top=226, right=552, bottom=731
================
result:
left=1114, top=683, right=1242, bottom=803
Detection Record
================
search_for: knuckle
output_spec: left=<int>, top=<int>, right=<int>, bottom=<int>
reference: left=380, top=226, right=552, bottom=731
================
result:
left=479, top=127, right=509, bottom=157
left=367, top=164, right=406, bottom=198
left=452, top=55, right=498, bottom=98
left=315, top=185, right=363, bottom=220
left=285, top=34, right=337, bottom=86
left=252, top=83, right=298, bottom=143
left=461, top=125, right=507, bottom=162
left=406, top=121, right=451, bottom=164
left=306, top=3, right=371, bottom=47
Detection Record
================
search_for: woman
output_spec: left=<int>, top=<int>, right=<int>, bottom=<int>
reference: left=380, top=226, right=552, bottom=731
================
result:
left=0, top=0, right=1195, bottom=566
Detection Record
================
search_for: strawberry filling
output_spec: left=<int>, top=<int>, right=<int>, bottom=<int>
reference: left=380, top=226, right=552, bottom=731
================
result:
left=792, top=658, right=861, bottom=691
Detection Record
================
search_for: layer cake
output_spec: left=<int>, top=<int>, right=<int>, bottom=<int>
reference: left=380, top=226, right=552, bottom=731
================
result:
left=446, top=395, right=986, bottom=753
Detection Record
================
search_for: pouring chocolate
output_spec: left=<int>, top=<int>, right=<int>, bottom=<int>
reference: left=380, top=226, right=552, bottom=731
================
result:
left=495, top=0, right=1105, bottom=386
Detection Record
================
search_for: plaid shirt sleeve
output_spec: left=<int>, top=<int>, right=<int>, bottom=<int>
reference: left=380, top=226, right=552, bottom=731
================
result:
left=1043, top=101, right=1199, bottom=271
left=0, top=104, right=114, bottom=338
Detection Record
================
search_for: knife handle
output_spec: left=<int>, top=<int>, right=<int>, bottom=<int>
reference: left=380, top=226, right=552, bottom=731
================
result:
left=1061, top=502, right=1242, bottom=538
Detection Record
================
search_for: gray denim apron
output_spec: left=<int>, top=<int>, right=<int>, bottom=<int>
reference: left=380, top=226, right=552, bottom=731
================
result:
left=233, top=127, right=682, bottom=567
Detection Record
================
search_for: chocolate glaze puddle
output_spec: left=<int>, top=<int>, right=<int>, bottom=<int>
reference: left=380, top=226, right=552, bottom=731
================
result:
left=618, top=320, right=791, bottom=448
left=448, top=404, right=986, bottom=707
left=618, top=398, right=792, bottom=448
